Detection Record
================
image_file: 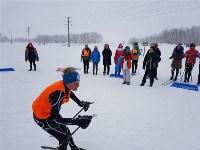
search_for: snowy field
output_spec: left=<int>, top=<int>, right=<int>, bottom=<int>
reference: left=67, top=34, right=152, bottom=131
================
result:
left=0, top=42, right=200, bottom=150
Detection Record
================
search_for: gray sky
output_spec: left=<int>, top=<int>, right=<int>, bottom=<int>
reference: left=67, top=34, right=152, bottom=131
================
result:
left=1, top=0, right=200, bottom=42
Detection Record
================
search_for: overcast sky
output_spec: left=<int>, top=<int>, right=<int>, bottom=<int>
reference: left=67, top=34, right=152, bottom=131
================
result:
left=1, top=0, right=200, bottom=42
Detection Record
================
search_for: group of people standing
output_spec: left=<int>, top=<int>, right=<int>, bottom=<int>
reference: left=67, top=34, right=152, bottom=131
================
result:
left=81, top=42, right=162, bottom=87
left=169, top=43, right=200, bottom=85
left=81, top=42, right=200, bottom=87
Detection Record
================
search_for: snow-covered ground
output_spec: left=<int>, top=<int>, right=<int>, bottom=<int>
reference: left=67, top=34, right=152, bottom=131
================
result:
left=0, top=42, right=200, bottom=150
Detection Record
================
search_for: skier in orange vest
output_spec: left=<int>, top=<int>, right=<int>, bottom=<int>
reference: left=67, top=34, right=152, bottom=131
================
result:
left=32, top=67, right=92, bottom=150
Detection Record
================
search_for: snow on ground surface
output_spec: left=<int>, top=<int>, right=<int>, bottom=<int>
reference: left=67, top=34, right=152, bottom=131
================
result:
left=0, top=42, right=200, bottom=150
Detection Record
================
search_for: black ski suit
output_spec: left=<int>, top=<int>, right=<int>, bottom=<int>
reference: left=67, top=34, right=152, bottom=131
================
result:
left=33, top=86, right=82, bottom=150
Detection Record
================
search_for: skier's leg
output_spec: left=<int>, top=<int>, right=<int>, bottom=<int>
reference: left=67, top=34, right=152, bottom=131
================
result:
left=33, top=60, right=36, bottom=71
left=103, top=65, right=106, bottom=75
left=132, top=60, right=134, bottom=74
left=83, top=60, right=86, bottom=74
left=29, top=59, right=32, bottom=71
left=135, top=60, right=138, bottom=73
left=96, top=63, right=98, bottom=75
left=86, top=60, right=89, bottom=73
left=122, top=69, right=126, bottom=83
left=93, top=63, right=95, bottom=74
left=107, top=65, right=110, bottom=75
left=184, top=64, right=189, bottom=82
left=174, top=69, right=179, bottom=81
left=33, top=115, right=69, bottom=150
left=141, top=69, right=148, bottom=85
left=170, top=68, right=175, bottom=80
left=187, top=64, right=193, bottom=82
left=150, top=69, right=155, bottom=86
left=126, top=69, right=130, bottom=84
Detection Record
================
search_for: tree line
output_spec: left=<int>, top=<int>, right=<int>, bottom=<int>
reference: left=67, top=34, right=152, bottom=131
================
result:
left=0, top=32, right=103, bottom=44
left=129, top=26, right=200, bottom=46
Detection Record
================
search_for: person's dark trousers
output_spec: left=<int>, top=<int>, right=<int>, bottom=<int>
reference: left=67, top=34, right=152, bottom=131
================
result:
left=33, top=114, right=76, bottom=150
left=83, top=59, right=89, bottom=74
left=142, top=69, right=155, bottom=85
left=29, top=59, right=36, bottom=71
left=154, top=63, right=158, bottom=78
left=184, top=63, right=194, bottom=82
left=93, top=62, right=98, bottom=75
left=171, top=68, right=179, bottom=80
left=103, top=65, right=110, bottom=75
left=132, top=60, right=138, bottom=73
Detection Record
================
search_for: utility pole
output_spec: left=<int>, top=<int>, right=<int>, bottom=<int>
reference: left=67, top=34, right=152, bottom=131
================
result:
left=26, top=27, right=31, bottom=42
left=9, top=30, right=13, bottom=44
left=65, top=17, right=72, bottom=47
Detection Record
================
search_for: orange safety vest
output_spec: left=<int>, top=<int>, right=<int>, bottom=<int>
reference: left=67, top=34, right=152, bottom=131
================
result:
left=131, top=49, right=139, bottom=59
left=82, top=49, right=90, bottom=56
left=32, top=80, right=71, bottom=119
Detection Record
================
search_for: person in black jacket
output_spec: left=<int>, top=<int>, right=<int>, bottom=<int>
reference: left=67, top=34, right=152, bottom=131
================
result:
left=25, top=42, right=39, bottom=71
left=153, top=43, right=161, bottom=80
left=140, top=46, right=159, bottom=87
left=102, top=44, right=112, bottom=75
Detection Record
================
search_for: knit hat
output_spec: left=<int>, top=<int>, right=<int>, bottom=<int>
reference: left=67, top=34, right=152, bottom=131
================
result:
left=190, top=43, right=195, bottom=47
left=125, top=46, right=130, bottom=51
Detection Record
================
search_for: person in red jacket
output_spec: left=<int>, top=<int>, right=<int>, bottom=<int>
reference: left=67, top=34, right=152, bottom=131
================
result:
left=184, top=43, right=199, bottom=82
left=25, top=42, right=39, bottom=71
left=114, top=43, right=124, bottom=74
left=32, top=67, right=92, bottom=150
left=120, top=46, right=132, bottom=85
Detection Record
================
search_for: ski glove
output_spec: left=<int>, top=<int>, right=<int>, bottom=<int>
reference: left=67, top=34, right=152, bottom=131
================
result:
left=80, top=101, right=91, bottom=112
left=73, top=115, right=93, bottom=129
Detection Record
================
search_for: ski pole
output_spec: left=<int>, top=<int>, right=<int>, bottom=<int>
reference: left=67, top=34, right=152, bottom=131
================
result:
left=73, top=108, right=84, bottom=119
left=72, top=102, right=94, bottom=119
left=180, top=68, right=186, bottom=82
left=54, top=114, right=97, bottom=150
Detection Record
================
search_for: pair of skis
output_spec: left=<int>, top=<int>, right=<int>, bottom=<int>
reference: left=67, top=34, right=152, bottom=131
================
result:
left=162, top=79, right=176, bottom=86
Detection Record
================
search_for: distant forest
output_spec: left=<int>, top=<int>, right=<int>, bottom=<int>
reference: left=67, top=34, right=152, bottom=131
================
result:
left=129, top=26, right=200, bottom=46
left=1, top=26, right=200, bottom=46
left=0, top=32, right=103, bottom=45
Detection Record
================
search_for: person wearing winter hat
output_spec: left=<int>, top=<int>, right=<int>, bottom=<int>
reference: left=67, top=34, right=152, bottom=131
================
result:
left=114, top=43, right=124, bottom=74
left=25, top=42, right=39, bottom=71
left=131, top=42, right=141, bottom=75
left=169, top=44, right=184, bottom=81
left=91, top=46, right=100, bottom=75
left=32, top=67, right=92, bottom=150
left=120, top=46, right=132, bottom=85
left=102, top=44, right=112, bottom=75
left=153, top=43, right=161, bottom=80
left=140, top=46, right=159, bottom=87
left=183, top=43, right=199, bottom=82
left=81, top=44, right=91, bottom=74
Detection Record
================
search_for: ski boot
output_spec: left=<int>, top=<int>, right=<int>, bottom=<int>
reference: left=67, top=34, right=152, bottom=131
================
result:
left=140, top=83, right=145, bottom=86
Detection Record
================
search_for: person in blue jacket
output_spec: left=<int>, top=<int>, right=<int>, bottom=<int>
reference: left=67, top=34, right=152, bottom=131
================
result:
left=25, top=42, right=39, bottom=71
left=90, top=46, right=100, bottom=75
